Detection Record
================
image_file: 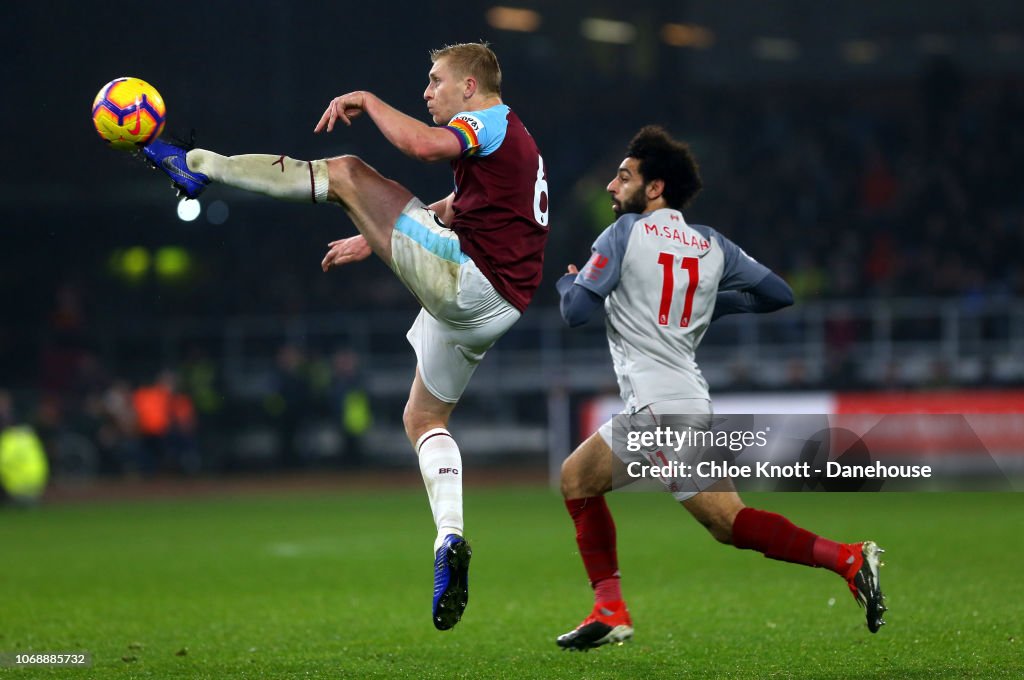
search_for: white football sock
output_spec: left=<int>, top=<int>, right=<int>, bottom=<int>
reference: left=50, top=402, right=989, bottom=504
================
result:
left=416, top=428, right=464, bottom=554
left=186, top=149, right=330, bottom=203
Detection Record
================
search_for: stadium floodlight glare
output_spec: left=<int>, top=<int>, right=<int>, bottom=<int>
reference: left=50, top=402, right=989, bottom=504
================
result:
left=581, top=18, right=637, bottom=45
left=177, top=197, right=201, bottom=222
left=752, top=37, right=800, bottom=61
left=121, top=247, right=150, bottom=280
left=155, top=247, right=191, bottom=280
left=842, top=40, right=880, bottom=64
left=661, top=23, right=715, bottom=49
left=486, top=6, right=541, bottom=32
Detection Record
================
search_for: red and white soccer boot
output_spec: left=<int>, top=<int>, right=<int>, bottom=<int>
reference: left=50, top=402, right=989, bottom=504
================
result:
left=556, top=600, right=634, bottom=650
left=844, top=541, right=887, bottom=633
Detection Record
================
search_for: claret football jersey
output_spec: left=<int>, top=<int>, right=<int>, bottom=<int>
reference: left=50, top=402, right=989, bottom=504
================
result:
left=444, top=104, right=549, bottom=312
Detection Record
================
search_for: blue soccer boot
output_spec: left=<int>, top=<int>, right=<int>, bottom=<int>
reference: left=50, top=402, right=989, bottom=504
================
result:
left=142, top=138, right=210, bottom=199
left=432, top=534, right=472, bottom=630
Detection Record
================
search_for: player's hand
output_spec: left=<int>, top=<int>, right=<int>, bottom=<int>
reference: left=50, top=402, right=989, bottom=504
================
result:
left=566, top=264, right=579, bottom=275
left=322, top=235, right=372, bottom=271
left=314, top=92, right=369, bottom=133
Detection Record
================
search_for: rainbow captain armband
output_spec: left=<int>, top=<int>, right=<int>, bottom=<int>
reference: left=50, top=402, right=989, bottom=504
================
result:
left=446, top=114, right=483, bottom=156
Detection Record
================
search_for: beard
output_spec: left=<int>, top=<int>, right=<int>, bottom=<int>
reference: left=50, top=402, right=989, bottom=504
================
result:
left=611, top=187, right=648, bottom=216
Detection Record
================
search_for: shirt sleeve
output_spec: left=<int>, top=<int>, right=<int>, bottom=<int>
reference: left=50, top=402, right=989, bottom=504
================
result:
left=557, top=273, right=604, bottom=327
left=445, top=106, right=509, bottom=158
left=711, top=272, right=794, bottom=321
left=574, top=216, right=635, bottom=298
left=709, top=226, right=772, bottom=292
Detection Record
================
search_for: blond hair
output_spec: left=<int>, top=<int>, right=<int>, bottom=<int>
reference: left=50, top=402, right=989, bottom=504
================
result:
left=430, top=42, right=502, bottom=96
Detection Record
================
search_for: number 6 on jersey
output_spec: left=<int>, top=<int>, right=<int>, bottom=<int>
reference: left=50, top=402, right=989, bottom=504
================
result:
left=533, top=155, right=549, bottom=226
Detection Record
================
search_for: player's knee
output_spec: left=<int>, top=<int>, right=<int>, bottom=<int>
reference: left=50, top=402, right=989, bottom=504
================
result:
left=559, top=458, right=588, bottom=499
left=559, top=467, right=577, bottom=499
left=325, top=155, right=368, bottom=199
left=402, top=402, right=445, bottom=449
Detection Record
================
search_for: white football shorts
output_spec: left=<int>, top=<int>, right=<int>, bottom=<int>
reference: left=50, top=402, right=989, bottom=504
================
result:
left=392, top=198, right=520, bottom=403
left=599, top=398, right=714, bottom=501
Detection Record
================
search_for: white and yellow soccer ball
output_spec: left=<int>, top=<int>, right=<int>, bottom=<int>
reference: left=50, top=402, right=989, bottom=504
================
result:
left=91, top=77, right=167, bottom=151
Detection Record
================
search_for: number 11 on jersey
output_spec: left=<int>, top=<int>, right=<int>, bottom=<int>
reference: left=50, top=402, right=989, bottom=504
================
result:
left=656, top=252, right=699, bottom=327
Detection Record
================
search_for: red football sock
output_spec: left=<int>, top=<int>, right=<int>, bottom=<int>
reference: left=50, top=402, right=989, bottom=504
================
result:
left=593, top=576, right=623, bottom=604
left=565, top=496, right=622, bottom=604
left=732, top=507, right=822, bottom=569
left=816, top=539, right=861, bottom=579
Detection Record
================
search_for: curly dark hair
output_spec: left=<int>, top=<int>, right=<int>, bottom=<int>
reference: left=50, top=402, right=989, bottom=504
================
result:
left=625, top=125, right=703, bottom=210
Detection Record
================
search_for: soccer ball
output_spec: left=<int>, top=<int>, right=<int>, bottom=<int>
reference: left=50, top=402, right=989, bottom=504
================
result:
left=91, top=77, right=166, bottom=151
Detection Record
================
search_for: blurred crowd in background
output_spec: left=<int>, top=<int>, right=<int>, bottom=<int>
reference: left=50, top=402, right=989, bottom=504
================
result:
left=51, top=60, right=1024, bottom=316
left=4, top=30, right=1024, bottom=487
left=0, top=345, right=374, bottom=496
left=79, top=67, right=1024, bottom=311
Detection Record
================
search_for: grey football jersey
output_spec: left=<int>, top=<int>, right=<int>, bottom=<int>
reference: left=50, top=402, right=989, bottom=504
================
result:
left=576, top=208, right=769, bottom=410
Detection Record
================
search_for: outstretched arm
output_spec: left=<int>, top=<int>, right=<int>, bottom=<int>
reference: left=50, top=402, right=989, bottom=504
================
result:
left=711, top=271, right=794, bottom=321
left=314, top=91, right=462, bottom=162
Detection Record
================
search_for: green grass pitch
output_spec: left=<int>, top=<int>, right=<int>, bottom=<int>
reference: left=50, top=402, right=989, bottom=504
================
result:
left=2, top=487, right=1022, bottom=678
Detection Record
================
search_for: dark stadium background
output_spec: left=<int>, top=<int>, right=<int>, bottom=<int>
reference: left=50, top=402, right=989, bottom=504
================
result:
left=3, top=0, right=1024, bottom=482
left=3, top=4, right=1024, bottom=678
